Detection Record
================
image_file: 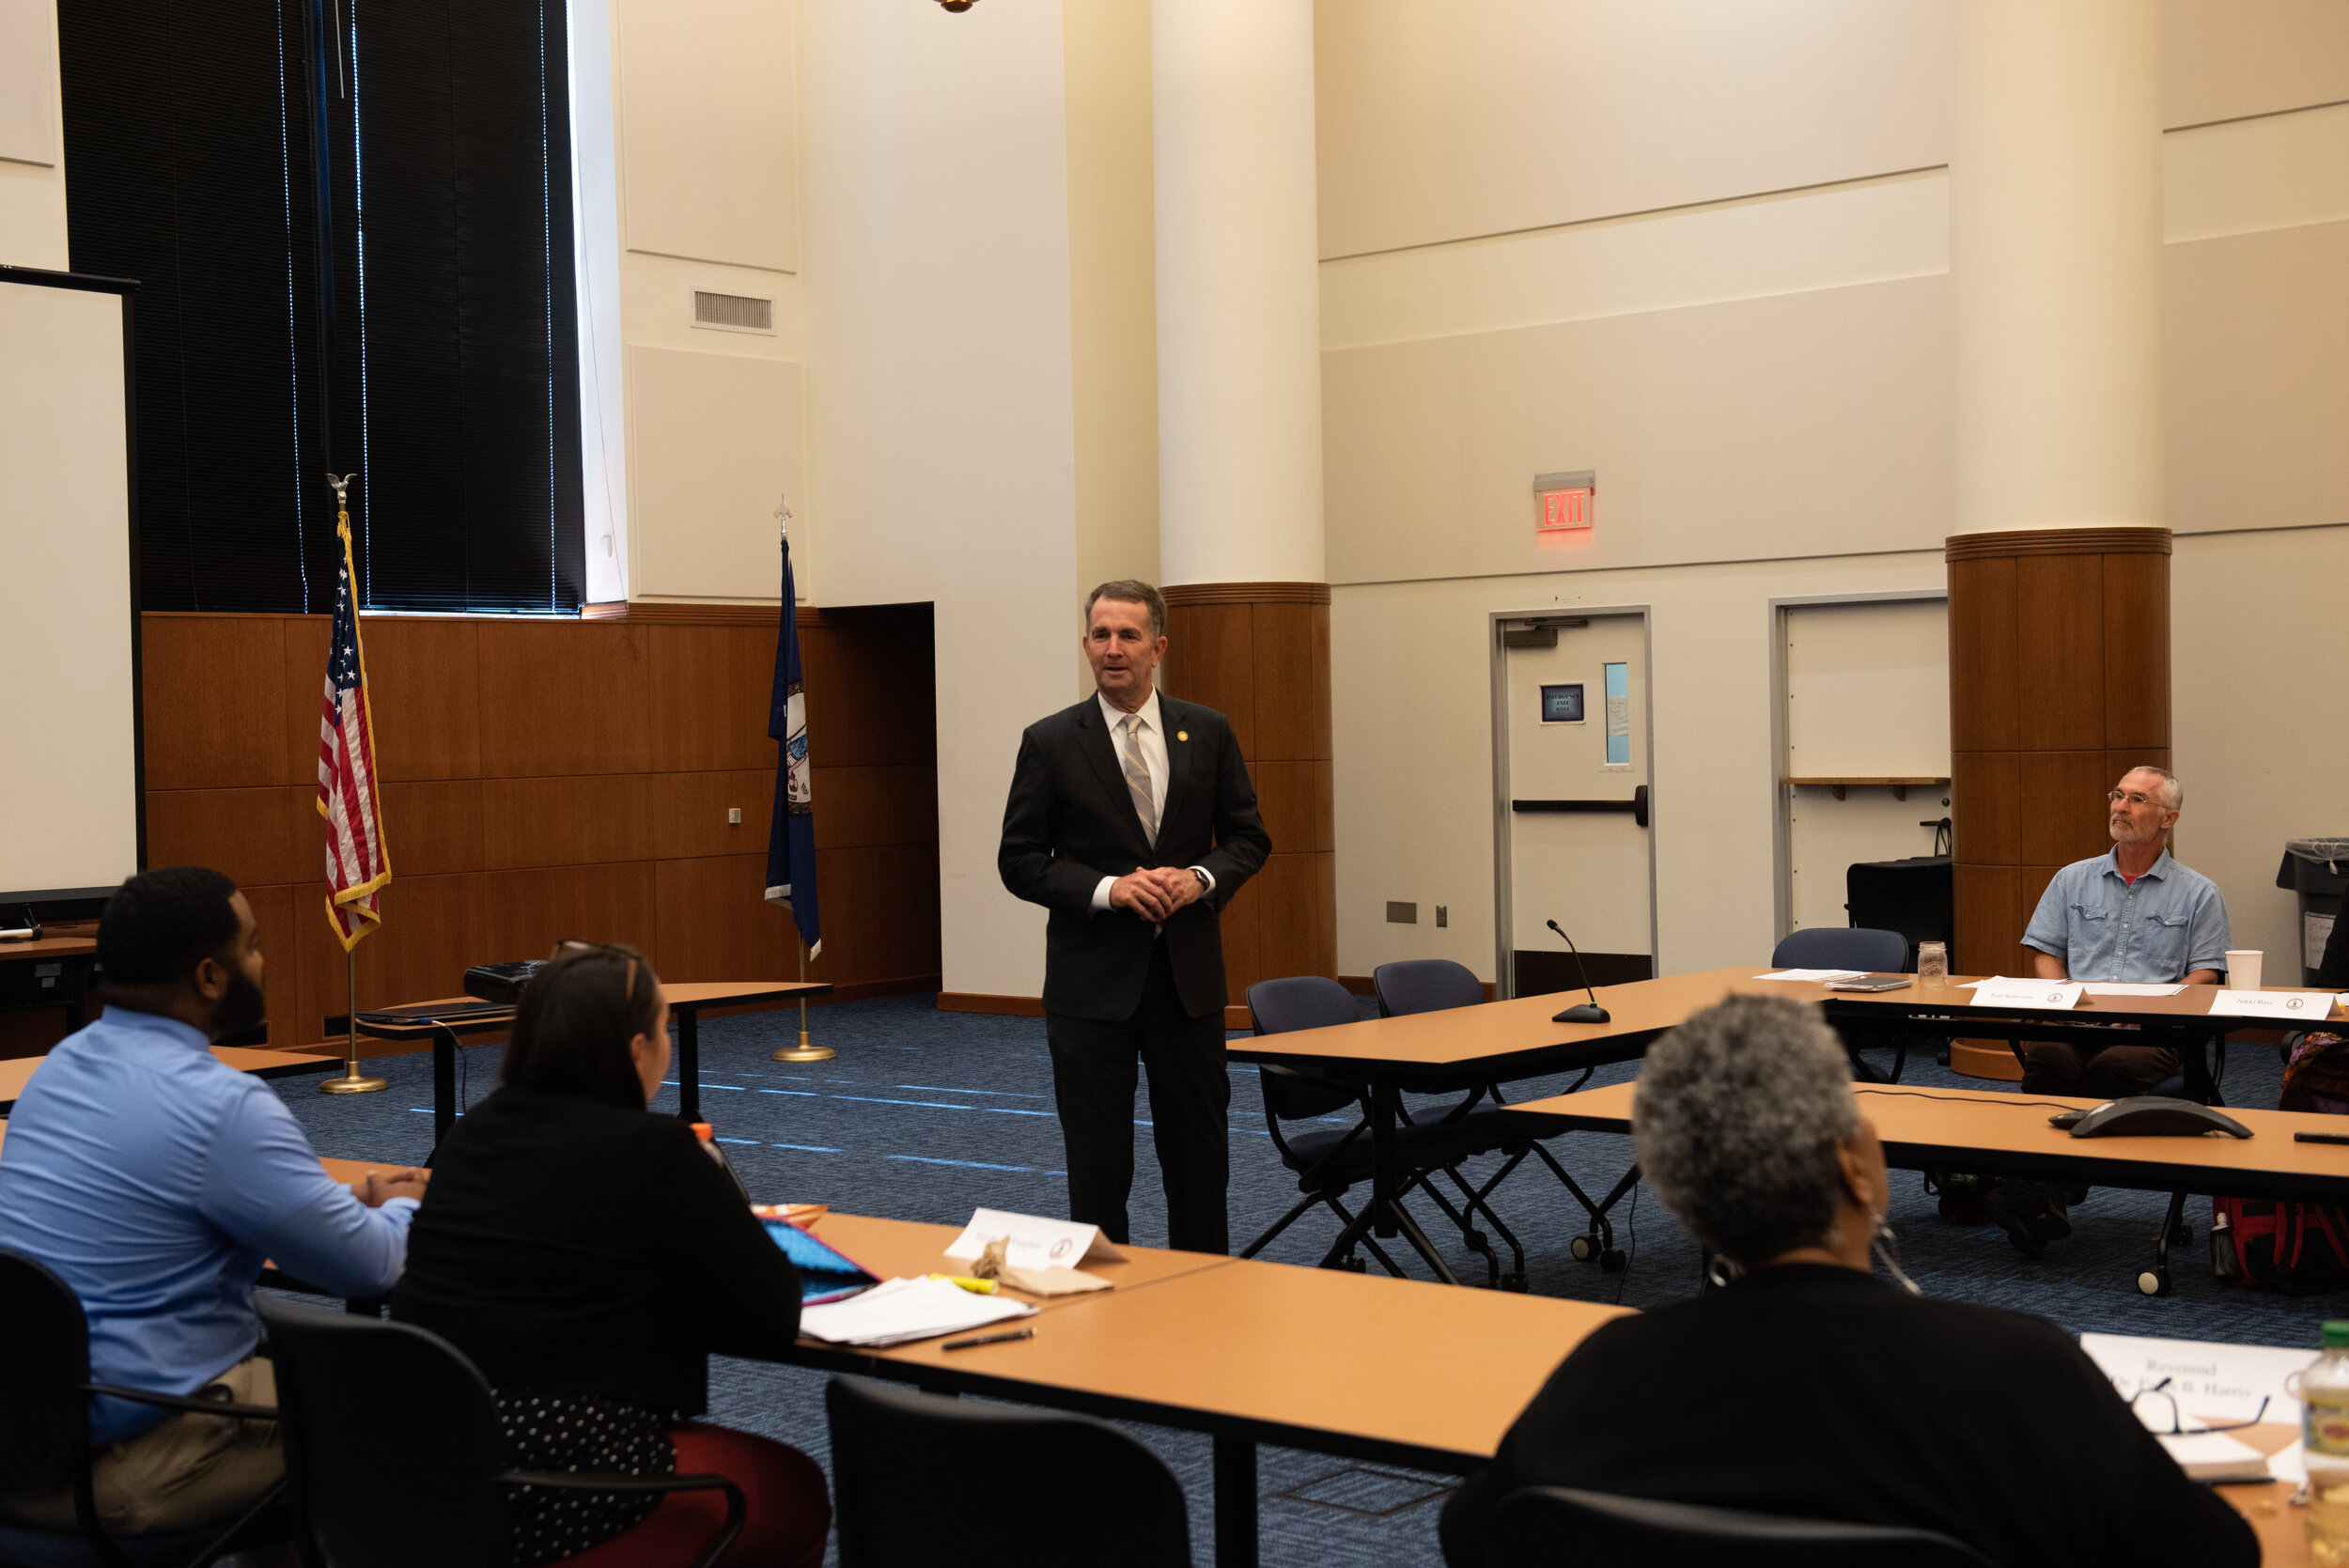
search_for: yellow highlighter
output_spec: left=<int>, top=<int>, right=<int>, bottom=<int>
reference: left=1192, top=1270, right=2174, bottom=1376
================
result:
left=927, top=1273, right=999, bottom=1296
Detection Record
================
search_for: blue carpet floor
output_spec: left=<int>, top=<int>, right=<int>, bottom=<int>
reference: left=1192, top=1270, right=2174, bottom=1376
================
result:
left=277, top=994, right=2341, bottom=1566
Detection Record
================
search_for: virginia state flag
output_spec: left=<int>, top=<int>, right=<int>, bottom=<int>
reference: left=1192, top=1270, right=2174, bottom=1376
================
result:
left=763, top=531, right=819, bottom=956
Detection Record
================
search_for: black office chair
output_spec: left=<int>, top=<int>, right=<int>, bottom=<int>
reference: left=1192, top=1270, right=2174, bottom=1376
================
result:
left=826, top=1376, right=1189, bottom=1568
left=1486, top=1485, right=1995, bottom=1567
left=256, top=1296, right=743, bottom=1568
left=1243, top=975, right=1522, bottom=1285
left=0, top=1247, right=288, bottom=1568
left=1771, top=927, right=1916, bottom=1081
left=1375, top=960, right=1631, bottom=1275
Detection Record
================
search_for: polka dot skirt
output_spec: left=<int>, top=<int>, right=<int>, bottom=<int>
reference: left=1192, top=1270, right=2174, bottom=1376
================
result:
left=494, top=1389, right=675, bottom=1567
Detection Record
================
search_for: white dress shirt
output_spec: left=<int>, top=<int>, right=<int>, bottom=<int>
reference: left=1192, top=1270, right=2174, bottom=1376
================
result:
left=1089, top=687, right=1215, bottom=911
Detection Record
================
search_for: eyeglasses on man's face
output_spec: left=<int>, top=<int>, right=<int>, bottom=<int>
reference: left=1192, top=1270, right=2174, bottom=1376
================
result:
left=2107, top=789, right=2164, bottom=808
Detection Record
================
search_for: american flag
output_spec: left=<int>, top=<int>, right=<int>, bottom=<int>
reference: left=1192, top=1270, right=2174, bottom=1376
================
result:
left=318, top=518, right=391, bottom=948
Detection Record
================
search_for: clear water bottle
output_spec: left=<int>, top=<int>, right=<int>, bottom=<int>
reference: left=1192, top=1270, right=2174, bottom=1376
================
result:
left=2301, top=1322, right=2349, bottom=1562
left=692, top=1122, right=752, bottom=1203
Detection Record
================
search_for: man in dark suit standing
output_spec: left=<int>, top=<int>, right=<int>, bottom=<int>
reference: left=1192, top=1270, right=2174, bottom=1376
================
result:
left=998, top=581, right=1270, bottom=1253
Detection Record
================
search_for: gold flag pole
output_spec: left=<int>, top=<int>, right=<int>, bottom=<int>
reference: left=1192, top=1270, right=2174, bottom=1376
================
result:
left=321, top=946, right=387, bottom=1094
left=772, top=938, right=832, bottom=1062
left=319, top=471, right=387, bottom=1095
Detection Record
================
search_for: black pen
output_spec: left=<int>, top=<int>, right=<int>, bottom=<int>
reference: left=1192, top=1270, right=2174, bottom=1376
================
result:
left=2296, top=1132, right=2349, bottom=1145
left=943, top=1327, right=1034, bottom=1352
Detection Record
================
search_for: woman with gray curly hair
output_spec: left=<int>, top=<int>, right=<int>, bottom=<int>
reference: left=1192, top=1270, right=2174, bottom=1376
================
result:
left=1439, top=995, right=2254, bottom=1568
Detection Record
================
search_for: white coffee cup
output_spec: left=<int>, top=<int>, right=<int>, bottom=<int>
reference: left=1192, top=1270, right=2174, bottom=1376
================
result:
left=2226, top=949, right=2263, bottom=991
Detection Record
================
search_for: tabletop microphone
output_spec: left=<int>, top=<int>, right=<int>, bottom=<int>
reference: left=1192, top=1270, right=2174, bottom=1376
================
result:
left=1546, top=919, right=1610, bottom=1024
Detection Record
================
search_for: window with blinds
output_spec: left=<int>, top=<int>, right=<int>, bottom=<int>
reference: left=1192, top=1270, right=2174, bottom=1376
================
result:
left=57, top=0, right=586, bottom=616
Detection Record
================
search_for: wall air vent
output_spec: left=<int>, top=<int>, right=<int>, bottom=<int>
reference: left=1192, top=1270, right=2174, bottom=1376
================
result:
left=692, top=290, right=774, bottom=334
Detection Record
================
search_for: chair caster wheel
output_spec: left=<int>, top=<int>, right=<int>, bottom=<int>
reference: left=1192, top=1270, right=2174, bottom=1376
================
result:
left=2138, top=1266, right=2172, bottom=1297
left=1570, top=1234, right=1598, bottom=1263
left=1600, top=1249, right=1627, bottom=1274
left=1501, top=1272, right=1528, bottom=1293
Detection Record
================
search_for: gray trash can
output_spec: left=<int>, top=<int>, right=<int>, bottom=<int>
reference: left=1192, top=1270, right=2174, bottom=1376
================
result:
left=2277, top=838, right=2349, bottom=986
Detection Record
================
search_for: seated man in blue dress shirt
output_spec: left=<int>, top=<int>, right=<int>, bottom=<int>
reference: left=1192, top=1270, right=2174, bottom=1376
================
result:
left=0, top=866, right=425, bottom=1538
left=1983, top=768, right=2229, bottom=1254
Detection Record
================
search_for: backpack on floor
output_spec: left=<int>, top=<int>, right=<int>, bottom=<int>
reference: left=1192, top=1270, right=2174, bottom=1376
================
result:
left=2212, top=1201, right=2349, bottom=1294
left=2213, top=1031, right=2349, bottom=1293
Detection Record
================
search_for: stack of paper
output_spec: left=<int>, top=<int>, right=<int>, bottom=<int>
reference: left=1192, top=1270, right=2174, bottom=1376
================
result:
left=2156, top=1431, right=2273, bottom=1483
left=1753, top=969, right=1865, bottom=983
left=798, top=1276, right=1036, bottom=1348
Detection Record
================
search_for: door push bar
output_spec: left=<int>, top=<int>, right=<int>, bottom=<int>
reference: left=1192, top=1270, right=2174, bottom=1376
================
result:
left=1510, top=784, right=1649, bottom=829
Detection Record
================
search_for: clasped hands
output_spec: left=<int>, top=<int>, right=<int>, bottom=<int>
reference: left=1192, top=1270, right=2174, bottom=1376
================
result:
left=351, top=1166, right=429, bottom=1207
left=1109, top=865, right=1204, bottom=922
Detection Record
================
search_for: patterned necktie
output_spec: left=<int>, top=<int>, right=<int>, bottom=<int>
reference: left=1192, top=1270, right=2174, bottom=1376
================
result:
left=1120, top=713, right=1159, bottom=846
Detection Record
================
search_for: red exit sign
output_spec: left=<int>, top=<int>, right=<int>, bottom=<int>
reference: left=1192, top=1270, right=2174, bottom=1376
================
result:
left=1533, top=470, right=1595, bottom=532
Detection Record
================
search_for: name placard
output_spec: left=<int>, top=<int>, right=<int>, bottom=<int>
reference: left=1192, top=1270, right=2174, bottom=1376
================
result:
left=2206, top=989, right=2341, bottom=1021
left=1969, top=977, right=2084, bottom=1011
left=943, top=1207, right=1128, bottom=1271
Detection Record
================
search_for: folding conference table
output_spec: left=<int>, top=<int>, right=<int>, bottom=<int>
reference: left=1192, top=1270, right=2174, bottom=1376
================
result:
left=355, top=980, right=832, bottom=1144
left=780, top=1212, right=1630, bottom=1568
left=1227, top=967, right=2346, bottom=1286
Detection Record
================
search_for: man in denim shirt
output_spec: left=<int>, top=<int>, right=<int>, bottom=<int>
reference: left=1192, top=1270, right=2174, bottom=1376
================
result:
left=2017, top=766, right=2231, bottom=1098
left=1971, top=768, right=2232, bottom=1257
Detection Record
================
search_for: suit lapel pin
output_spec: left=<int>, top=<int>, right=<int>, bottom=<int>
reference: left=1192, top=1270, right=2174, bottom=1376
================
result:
left=1176, top=730, right=1189, bottom=741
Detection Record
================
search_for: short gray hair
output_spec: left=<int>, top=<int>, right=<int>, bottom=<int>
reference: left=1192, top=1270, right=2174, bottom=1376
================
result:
left=1631, top=994, right=1859, bottom=1265
left=2122, top=765, right=2182, bottom=811
left=1083, top=580, right=1166, bottom=639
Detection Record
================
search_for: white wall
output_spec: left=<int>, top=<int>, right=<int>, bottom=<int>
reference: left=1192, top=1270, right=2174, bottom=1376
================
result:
left=1316, top=1, right=2349, bottom=981
left=798, top=0, right=1082, bottom=1001
left=0, top=0, right=69, bottom=270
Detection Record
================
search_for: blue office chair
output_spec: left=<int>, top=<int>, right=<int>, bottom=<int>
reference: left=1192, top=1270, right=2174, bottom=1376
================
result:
left=1375, top=960, right=1632, bottom=1276
left=828, top=1377, right=1189, bottom=1568
left=1486, top=1486, right=1994, bottom=1567
left=1243, top=975, right=1520, bottom=1286
left=1772, top=927, right=1914, bottom=1081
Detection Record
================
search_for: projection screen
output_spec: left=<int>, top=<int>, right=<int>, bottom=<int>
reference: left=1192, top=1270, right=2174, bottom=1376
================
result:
left=0, top=268, right=142, bottom=908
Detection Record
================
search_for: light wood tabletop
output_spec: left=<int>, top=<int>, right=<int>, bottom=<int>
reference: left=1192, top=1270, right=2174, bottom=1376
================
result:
left=0, top=1044, right=334, bottom=1108
left=803, top=1211, right=1236, bottom=1303
left=351, top=980, right=833, bottom=1040
left=0, top=933, right=99, bottom=960
left=1510, top=1079, right=2349, bottom=1203
left=793, top=1212, right=1629, bottom=1471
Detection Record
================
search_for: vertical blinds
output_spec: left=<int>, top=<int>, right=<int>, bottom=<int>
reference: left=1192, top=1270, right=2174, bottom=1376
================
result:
left=57, top=0, right=585, bottom=615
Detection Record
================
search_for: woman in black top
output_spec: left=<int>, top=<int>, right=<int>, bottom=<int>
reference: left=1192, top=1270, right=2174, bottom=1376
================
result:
left=1439, top=994, right=2259, bottom=1568
left=392, top=944, right=827, bottom=1568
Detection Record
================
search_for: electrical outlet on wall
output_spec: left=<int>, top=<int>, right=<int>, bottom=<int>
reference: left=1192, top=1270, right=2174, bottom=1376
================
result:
left=1436, top=906, right=1448, bottom=927
left=728, top=808, right=742, bottom=825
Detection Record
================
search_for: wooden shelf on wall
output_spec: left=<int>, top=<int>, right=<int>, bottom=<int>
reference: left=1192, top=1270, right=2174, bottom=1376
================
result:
left=1783, top=776, right=1949, bottom=801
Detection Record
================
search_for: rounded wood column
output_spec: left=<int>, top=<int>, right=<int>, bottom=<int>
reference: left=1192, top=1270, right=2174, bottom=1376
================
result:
left=1159, top=582, right=1334, bottom=1004
left=1948, top=526, right=2171, bottom=982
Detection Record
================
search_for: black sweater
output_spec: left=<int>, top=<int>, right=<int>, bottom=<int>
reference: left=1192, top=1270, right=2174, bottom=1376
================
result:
left=390, top=1085, right=801, bottom=1417
left=1439, top=1266, right=2257, bottom=1568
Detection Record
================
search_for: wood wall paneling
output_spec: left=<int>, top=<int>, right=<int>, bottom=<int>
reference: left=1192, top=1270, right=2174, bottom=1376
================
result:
left=654, top=852, right=801, bottom=984
left=475, top=623, right=655, bottom=777
left=1161, top=603, right=1257, bottom=755
left=1314, top=758, right=1335, bottom=854
left=239, top=881, right=303, bottom=1054
left=795, top=608, right=939, bottom=769
left=481, top=774, right=657, bottom=870
left=1945, top=557, right=2018, bottom=753
left=351, top=619, right=485, bottom=783
left=1216, top=872, right=1264, bottom=999
left=279, top=615, right=331, bottom=786
left=2016, top=750, right=2113, bottom=866
left=652, top=768, right=778, bottom=861
left=1953, top=862, right=2020, bottom=979
left=650, top=626, right=776, bottom=773
left=1249, top=758, right=1321, bottom=856
left=809, top=764, right=935, bottom=852
left=1250, top=602, right=1322, bottom=760
left=294, top=872, right=488, bottom=1039
left=484, top=862, right=661, bottom=966
left=1950, top=752, right=2019, bottom=865
left=377, top=780, right=486, bottom=877
left=2102, top=551, right=2170, bottom=749
left=143, top=786, right=304, bottom=887
left=2013, top=553, right=2106, bottom=752
left=141, top=616, right=291, bottom=790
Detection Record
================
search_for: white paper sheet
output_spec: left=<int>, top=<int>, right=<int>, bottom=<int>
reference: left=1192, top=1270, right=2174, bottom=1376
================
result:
left=2079, top=1332, right=2309, bottom=1436
left=942, top=1207, right=1128, bottom=1271
left=2155, top=1431, right=2272, bottom=1482
left=796, top=1275, right=1036, bottom=1348
left=1752, top=969, right=1865, bottom=983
